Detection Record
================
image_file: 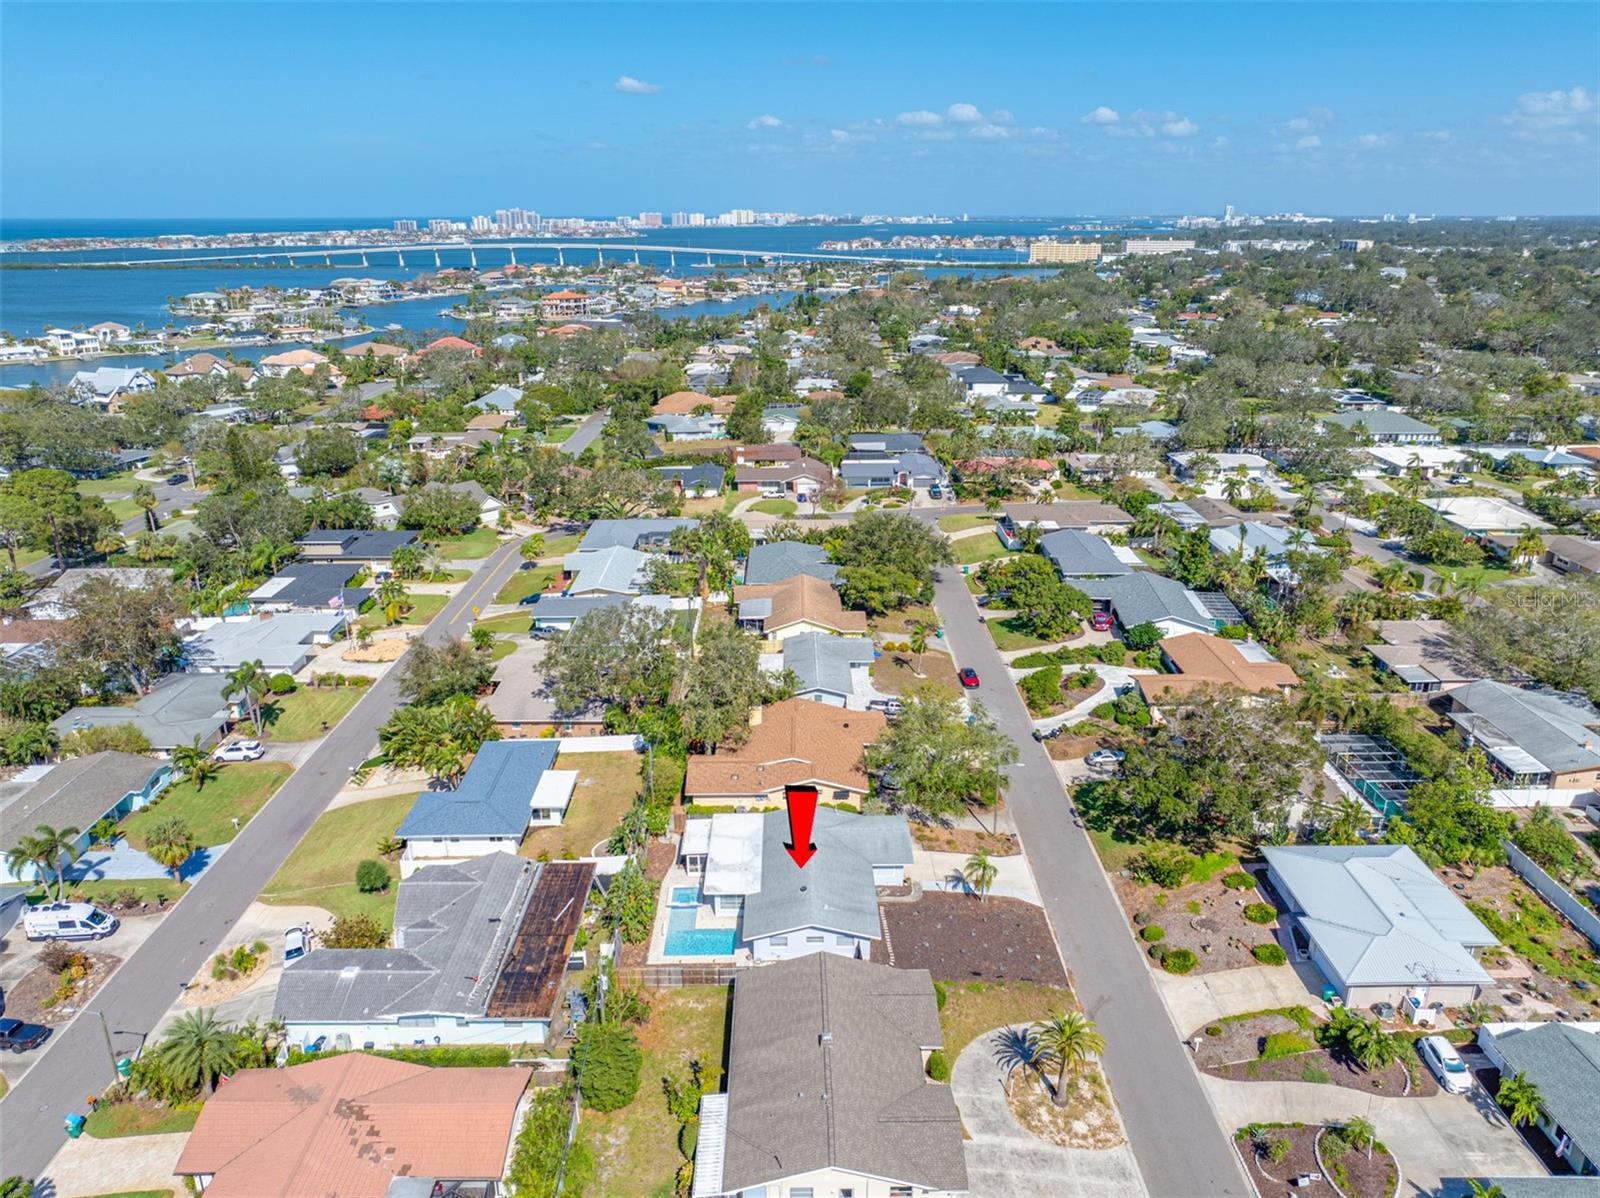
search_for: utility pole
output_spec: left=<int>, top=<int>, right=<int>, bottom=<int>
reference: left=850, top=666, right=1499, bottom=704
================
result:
left=93, top=1009, right=119, bottom=1076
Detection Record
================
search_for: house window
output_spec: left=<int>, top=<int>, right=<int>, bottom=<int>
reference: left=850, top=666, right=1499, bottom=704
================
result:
left=835, top=935, right=853, bottom=946
left=790, top=1191, right=813, bottom=1198
left=805, top=935, right=824, bottom=944
left=890, top=1189, right=914, bottom=1198
left=770, top=936, right=788, bottom=946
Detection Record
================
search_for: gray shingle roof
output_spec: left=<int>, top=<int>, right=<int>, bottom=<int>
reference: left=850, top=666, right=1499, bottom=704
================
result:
left=475, top=384, right=523, bottom=411
left=1039, top=529, right=1133, bottom=578
left=782, top=634, right=874, bottom=699
left=655, top=463, right=724, bottom=491
left=742, top=808, right=912, bottom=942
left=743, top=541, right=838, bottom=586
left=1325, top=410, right=1440, bottom=436
left=50, top=674, right=233, bottom=751
left=1492, top=1023, right=1600, bottom=1167
left=0, top=752, right=165, bottom=854
left=1447, top=680, right=1600, bottom=775
left=847, top=432, right=925, bottom=453
left=397, top=740, right=561, bottom=839
left=718, top=954, right=967, bottom=1194
left=1264, top=845, right=1495, bottom=990
left=275, top=854, right=539, bottom=1023
left=296, top=529, right=419, bottom=559
left=247, top=562, right=369, bottom=610
left=576, top=518, right=694, bottom=552
left=1079, top=572, right=1213, bottom=633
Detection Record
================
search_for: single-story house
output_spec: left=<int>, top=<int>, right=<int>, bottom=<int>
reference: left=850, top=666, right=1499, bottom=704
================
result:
left=163, top=352, right=236, bottom=383
left=1263, top=844, right=1496, bottom=1008
left=1421, top=497, right=1551, bottom=539
left=1324, top=410, right=1442, bottom=445
left=474, top=383, right=523, bottom=413
left=691, top=954, right=967, bottom=1198
left=0, top=753, right=171, bottom=883
left=575, top=518, right=694, bottom=554
left=742, top=540, right=839, bottom=586
left=733, top=575, right=867, bottom=642
left=483, top=639, right=606, bottom=737
left=562, top=545, right=648, bottom=597
left=678, top=808, right=913, bottom=962
left=1477, top=1023, right=1600, bottom=1178
left=647, top=412, right=727, bottom=441
left=761, top=406, right=802, bottom=440
left=182, top=611, right=347, bottom=674
left=1361, top=446, right=1467, bottom=479
left=1545, top=536, right=1600, bottom=577
left=1480, top=446, right=1594, bottom=476
left=24, top=567, right=165, bottom=621
left=296, top=529, right=419, bottom=571
left=1169, top=450, right=1278, bottom=483
left=684, top=699, right=885, bottom=810
left=655, top=463, right=725, bottom=497
left=1208, top=521, right=1327, bottom=586
left=997, top=502, right=1134, bottom=547
left=396, top=740, right=575, bottom=876
left=733, top=456, right=833, bottom=499
left=247, top=562, right=370, bottom=613
left=1443, top=680, right=1600, bottom=799
left=49, top=674, right=234, bottom=754
left=275, top=854, right=593, bottom=1048
left=173, top=1054, right=531, bottom=1198
left=1039, top=529, right=1133, bottom=578
left=1079, top=572, right=1220, bottom=639
left=839, top=449, right=947, bottom=491
left=776, top=632, right=877, bottom=707
left=1365, top=619, right=1477, bottom=694
left=847, top=431, right=926, bottom=454
left=1135, top=633, right=1299, bottom=706
left=439, top=480, right=505, bottom=523
left=653, top=390, right=732, bottom=416
left=349, top=487, right=403, bottom=525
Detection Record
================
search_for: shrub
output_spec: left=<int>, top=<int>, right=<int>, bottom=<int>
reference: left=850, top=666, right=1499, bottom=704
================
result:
left=323, top=913, right=388, bottom=948
left=1243, top=903, right=1278, bottom=925
left=1147, top=942, right=1168, bottom=963
left=1140, top=925, right=1166, bottom=943
left=1133, top=910, right=1150, bottom=926
left=933, top=980, right=948, bottom=1010
left=1221, top=871, right=1256, bottom=891
left=1261, top=1031, right=1312, bottom=1060
left=1267, top=1135, right=1292, bottom=1164
left=1321, top=1132, right=1349, bottom=1163
left=1301, top=1064, right=1331, bottom=1084
left=573, top=1021, right=642, bottom=1112
left=926, top=1049, right=950, bottom=1081
left=1096, top=641, right=1126, bottom=665
left=1205, top=1024, right=1223, bottom=1037
left=1133, top=842, right=1196, bottom=889
left=1162, top=948, right=1198, bottom=974
left=1019, top=665, right=1064, bottom=715
left=38, top=940, right=79, bottom=972
left=268, top=673, right=296, bottom=695
left=1253, top=943, right=1288, bottom=966
left=355, top=859, right=391, bottom=893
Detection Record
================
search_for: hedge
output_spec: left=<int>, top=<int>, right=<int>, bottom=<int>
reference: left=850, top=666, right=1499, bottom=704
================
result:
left=926, top=1050, right=949, bottom=1081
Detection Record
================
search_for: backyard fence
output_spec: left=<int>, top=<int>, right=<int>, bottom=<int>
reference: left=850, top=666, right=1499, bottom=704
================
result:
left=1500, top=838, right=1600, bottom=950
left=553, top=733, right=644, bottom=753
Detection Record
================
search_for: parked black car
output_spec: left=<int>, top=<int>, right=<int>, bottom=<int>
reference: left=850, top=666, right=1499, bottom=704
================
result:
left=0, top=1017, right=50, bottom=1052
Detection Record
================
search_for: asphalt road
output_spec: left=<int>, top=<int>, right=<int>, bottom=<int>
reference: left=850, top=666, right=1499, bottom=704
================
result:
left=23, top=473, right=203, bottom=579
left=1, top=540, right=525, bottom=1184
left=929, top=563, right=1252, bottom=1197
left=560, top=409, right=607, bottom=457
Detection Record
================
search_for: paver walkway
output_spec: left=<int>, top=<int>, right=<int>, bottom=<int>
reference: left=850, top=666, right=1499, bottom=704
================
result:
left=952, top=1024, right=1148, bottom=1198
left=42, top=1129, right=188, bottom=1197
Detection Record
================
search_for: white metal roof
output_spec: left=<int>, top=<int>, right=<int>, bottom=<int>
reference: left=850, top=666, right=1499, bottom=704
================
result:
left=701, top=813, right=764, bottom=897
left=530, top=769, right=578, bottom=812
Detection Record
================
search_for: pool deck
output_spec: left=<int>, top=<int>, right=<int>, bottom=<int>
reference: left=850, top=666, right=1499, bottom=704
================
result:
left=648, top=867, right=749, bottom=966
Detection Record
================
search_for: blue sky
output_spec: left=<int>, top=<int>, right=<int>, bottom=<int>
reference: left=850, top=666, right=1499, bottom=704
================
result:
left=3, top=2, right=1597, bottom=217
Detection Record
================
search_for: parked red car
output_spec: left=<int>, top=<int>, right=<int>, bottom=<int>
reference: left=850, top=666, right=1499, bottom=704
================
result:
left=958, top=667, right=981, bottom=689
left=1090, top=611, right=1114, bottom=632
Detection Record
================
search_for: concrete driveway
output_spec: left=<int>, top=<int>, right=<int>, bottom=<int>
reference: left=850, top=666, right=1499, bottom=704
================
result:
left=1202, top=1075, right=1542, bottom=1197
left=952, top=1024, right=1148, bottom=1198
left=909, top=849, right=1042, bottom=904
left=1153, top=961, right=1329, bottom=1034
left=40, top=1129, right=189, bottom=1197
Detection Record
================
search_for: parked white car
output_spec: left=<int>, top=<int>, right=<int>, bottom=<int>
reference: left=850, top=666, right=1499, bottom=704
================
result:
left=283, top=925, right=310, bottom=963
left=213, top=740, right=265, bottom=762
left=1419, top=1034, right=1473, bottom=1094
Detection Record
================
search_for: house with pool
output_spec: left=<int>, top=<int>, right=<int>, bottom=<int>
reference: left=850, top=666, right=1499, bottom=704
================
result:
left=658, top=806, right=913, bottom=964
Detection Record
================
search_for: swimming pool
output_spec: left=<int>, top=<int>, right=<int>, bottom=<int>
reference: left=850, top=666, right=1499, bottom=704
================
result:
left=663, top=904, right=737, bottom=956
left=669, top=886, right=700, bottom=907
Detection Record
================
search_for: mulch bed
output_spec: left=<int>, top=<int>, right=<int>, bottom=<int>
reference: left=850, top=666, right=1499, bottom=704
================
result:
left=642, top=838, right=675, bottom=882
left=879, top=892, right=1067, bottom=985
left=1043, top=730, right=1116, bottom=761
left=910, top=824, right=1019, bottom=855
left=1116, top=872, right=1280, bottom=975
left=1239, top=1125, right=1400, bottom=1198
left=6, top=951, right=120, bottom=1026
left=1208, top=1047, right=1434, bottom=1099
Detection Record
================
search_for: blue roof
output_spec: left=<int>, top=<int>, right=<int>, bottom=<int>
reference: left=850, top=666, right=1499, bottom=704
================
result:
left=396, top=740, right=561, bottom=838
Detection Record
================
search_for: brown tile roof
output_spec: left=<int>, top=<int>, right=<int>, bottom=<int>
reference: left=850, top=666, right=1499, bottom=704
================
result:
left=344, top=341, right=409, bottom=358
left=173, top=1054, right=529, bottom=1198
left=0, top=619, right=57, bottom=644
left=733, top=456, right=832, bottom=485
left=733, top=443, right=804, bottom=464
left=466, top=411, right=513, bottom=430
left=654, top=390, right=732, bottom=415
left=1135, top=633, right=1299, bottom=702
left=933, top=351, right=980, bottom=366
left=684, top=698, right=885, bottom=798
left=733, top=574, right=867, bottom=635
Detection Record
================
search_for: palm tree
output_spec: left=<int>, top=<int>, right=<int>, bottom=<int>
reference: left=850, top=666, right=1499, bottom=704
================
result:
left=171, top=736, right=211, bottom=784
left=24, top=824, right=82, bottom=900
left=1221, top=472, right=1247, bottom=505
left=1373, top=559, right=1413, bottom=595
left=145, top=816, right=197, bottom=881
left=1342, top=1115, right=1376, bottom=1161
left=963, top=849, right=998, bottom=901
left=991, top=1025, right=1047, bottom=1098
left=226, top=660, right=268, bottom=736
left=1511, top=528, right=1544, bottom=572
left=158, top=1008, right=239, bottom=1095
left=1496, top=1071, right=1544, bottom=1128
left=1032, top=1010, right=1106, bottom=1107
left=1467, top=1181, right=1506, bottom=1198
left=376, top=577, right=408, bottom=626
left=909, top=623, right=929, bottom=676
left=132, top=482, right=159, bottom=532
left=1347, top=1017, right=1401, bottom=1073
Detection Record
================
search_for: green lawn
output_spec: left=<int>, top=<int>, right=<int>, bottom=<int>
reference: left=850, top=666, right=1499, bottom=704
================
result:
left=533, top=532, right=582, bottom=557
left=84, top=1102, right=200, bottom=1138
left=1431, top=562, right=1518, bottom=589
left=261, top=687, right=364, bottom=741
left=938, top=514, right=993, bottom=533
left=522, top=752, right=642, bottom=860
left=122, top=762, right=292, bottom=849
left=937, top=979, right=1077, bottom=1063
left=985, top=616, right=1055, bottom=652
left=106, top=498, right=142, bottom=523
left=77, top=471, right=139, bottom=498
left=541, top=425, right=576, bottom=443
left=488, top=637, right=520, bottom=662
left=1051, top=482, right=1106, bottom=500
left=260, top=792, right=417, bottom=924
left=750, top=498, right=797, bottom=517
left=61, top=877, right=188, bottom=906
left=474, top=610, right=533, bottom=635
left=495, top=563, right=562, bottom=605
left=586, top=987, right=730, bottom=1198
left=362, top=592, right=449, bottom=631
left=951, top=532, right=1012, bottom=565
left=1033, top=403, right=1064, bottom=429
left=433, top=527, right=501, bottom=559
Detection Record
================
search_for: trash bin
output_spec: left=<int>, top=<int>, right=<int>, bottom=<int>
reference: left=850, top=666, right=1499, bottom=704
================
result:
left=116, top=1058, right=132, bottom=1079
left=65, top=1113, right=86, bottom=1139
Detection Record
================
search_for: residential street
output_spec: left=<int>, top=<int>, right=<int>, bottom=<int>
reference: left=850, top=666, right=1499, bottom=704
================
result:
left=0, top=540, right=525, bottom=1186
left=559, top=408, right=608, bottom=457
left=929, top=563, right=1253, bottom=1197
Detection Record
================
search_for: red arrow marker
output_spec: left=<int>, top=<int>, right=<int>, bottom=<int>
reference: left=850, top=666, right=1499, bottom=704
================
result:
left=784, top=785, right=818, bottom=869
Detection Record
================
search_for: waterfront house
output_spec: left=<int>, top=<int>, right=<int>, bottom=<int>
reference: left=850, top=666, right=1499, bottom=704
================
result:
left=690, top=954, right=967, bottom=1198
left=68, top=366, right=155, bottom=408
left=540, top=289, right=592, bottom=319
left=41, top=327, right=101, bottom=356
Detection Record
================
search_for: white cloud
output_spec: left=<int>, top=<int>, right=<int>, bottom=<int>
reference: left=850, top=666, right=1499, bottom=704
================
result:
left=1514, top=85, right=1593, bottom=116
left=991, top=109, right=1014, bottom=124
left=1505, top=85, right=1598, bottom=144
left=747, top=114, right=783, bottom=129
left=1279, top=107, right=1335, bottom=135
left=969, top=123, right=1010, bottom=140
left=1161, top=117, right=1199, bottom=137
left=1424, top=130, right=1452, bottom=143
left=613, top=75, right=660, bottom=95
left=1100, top=109, right=1200, bottom=139
left=897, top=109, right=943, bottom=126
left=1282, top=117, right=1314, bottom=133
left=1296, top=134, right=1322, bottom=150
left=947, top=102, right=983, bottom=123
left=1209, top=136, right=1230, bottom=149
left=1354, top=132, right=1389, bottom=149
left=1081, top=106, right=1120, bottom=125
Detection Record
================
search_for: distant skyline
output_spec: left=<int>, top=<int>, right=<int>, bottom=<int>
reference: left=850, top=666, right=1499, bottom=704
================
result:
left=3, top=2, right=1597, bottom=218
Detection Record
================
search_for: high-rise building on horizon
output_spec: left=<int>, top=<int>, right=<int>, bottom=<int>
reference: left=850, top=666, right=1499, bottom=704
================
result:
left=1124, top=237, right=1197, bottom=256
left=637, top=211, right=663, bottom=228
left=393, top=219, right=418, bottom=234
left=1028, top=239, right=1102, bottom=264
left=470, top=214, right=492, bottom=233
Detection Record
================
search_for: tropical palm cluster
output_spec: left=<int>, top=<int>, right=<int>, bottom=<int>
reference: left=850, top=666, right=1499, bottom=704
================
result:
left=377, top=693, right=498, bottom=785
left=4, top=823, right=79, bottom=899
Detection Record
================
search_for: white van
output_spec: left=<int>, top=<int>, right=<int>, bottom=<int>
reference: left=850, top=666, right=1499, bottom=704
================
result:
left=22, top=902, right=118, bottom=942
